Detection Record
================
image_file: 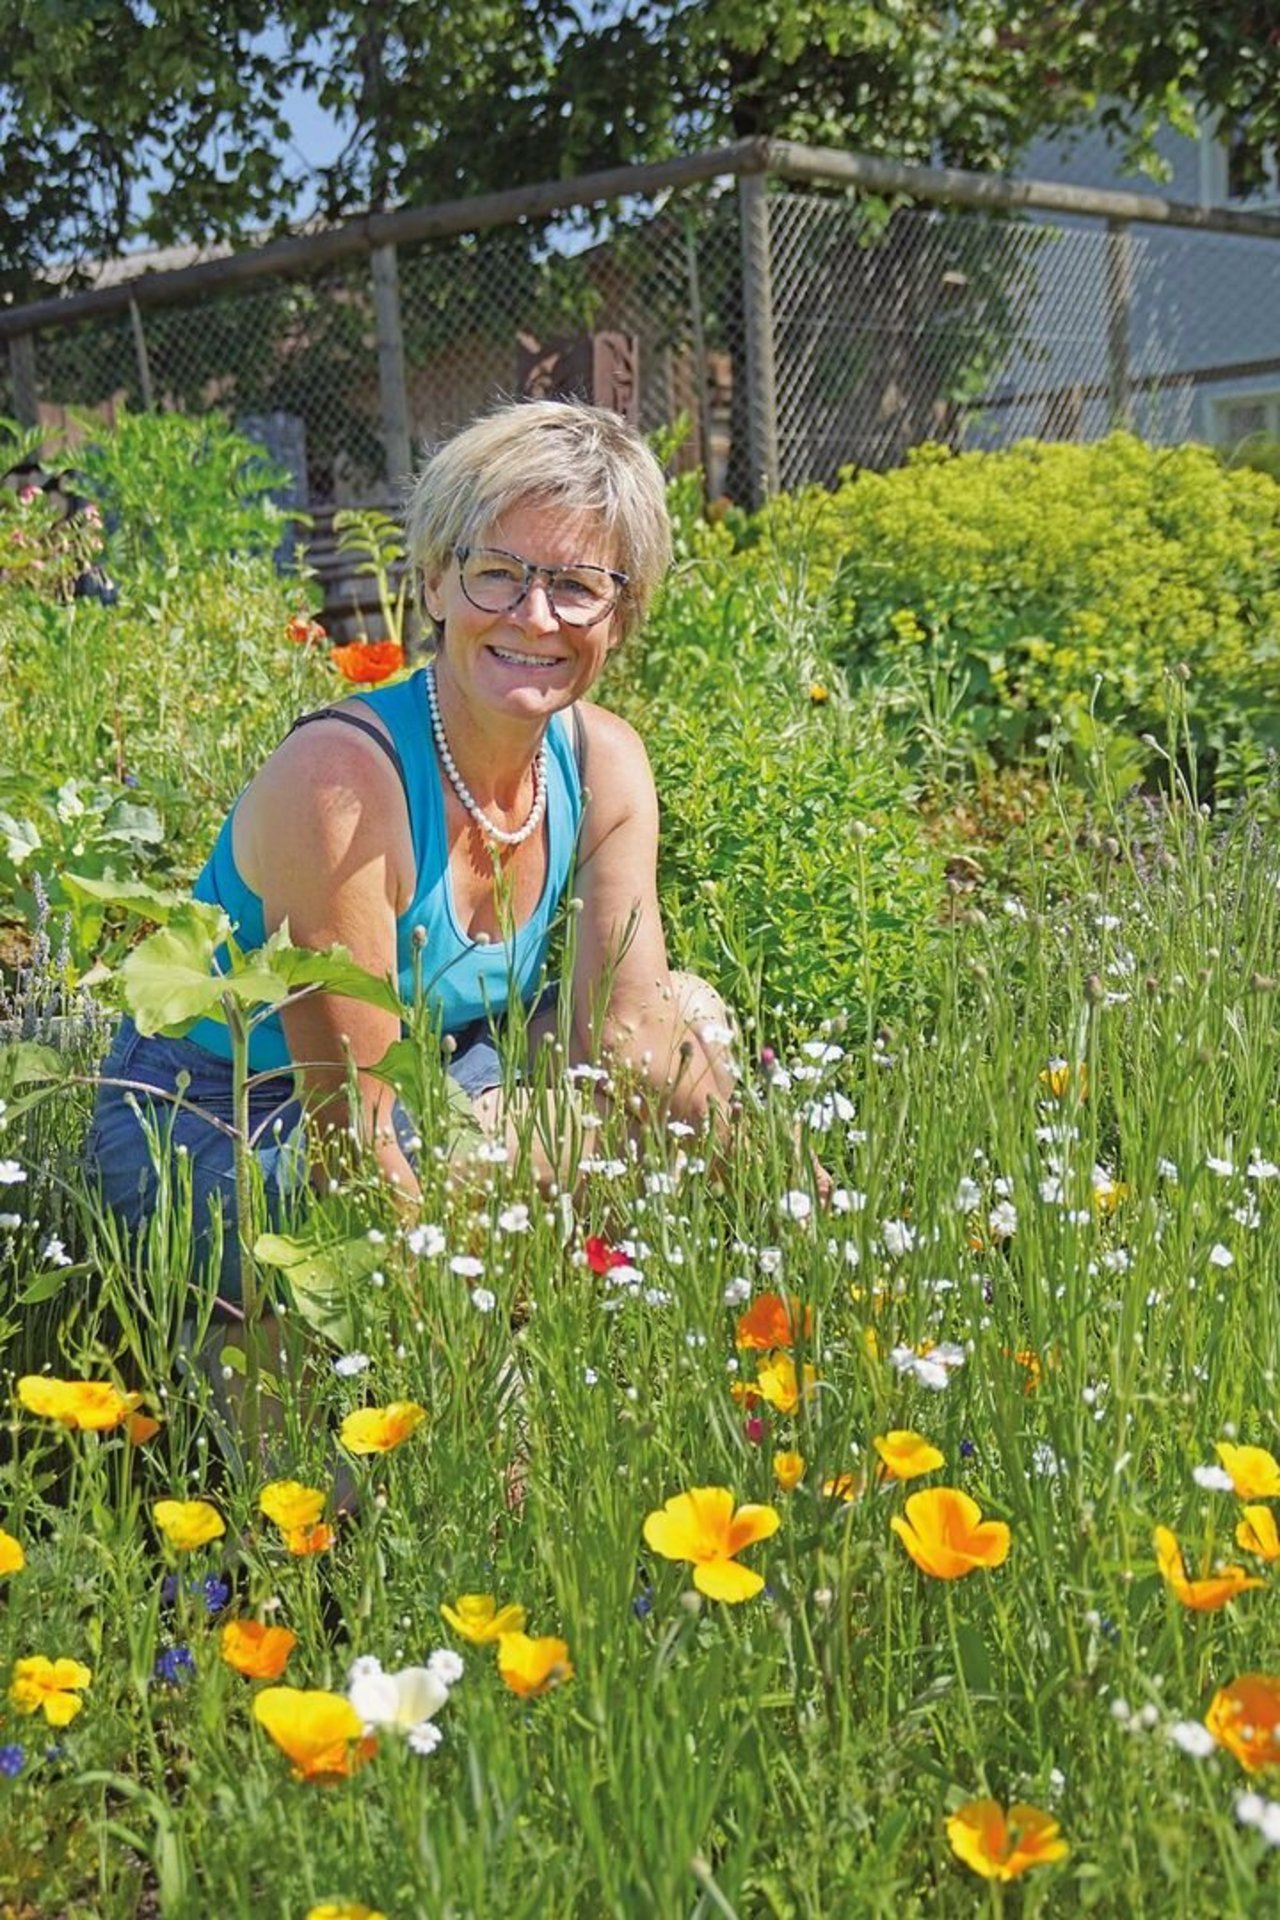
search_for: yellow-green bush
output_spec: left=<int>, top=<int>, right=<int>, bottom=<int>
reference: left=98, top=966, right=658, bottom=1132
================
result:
left=752, top=434, right=1280, bottom=775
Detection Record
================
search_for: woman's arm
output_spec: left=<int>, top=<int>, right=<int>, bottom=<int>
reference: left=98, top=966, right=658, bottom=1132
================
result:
left=572, top=706, right=733, bottom=1135
left=236, top=724, right=421, bottom=1203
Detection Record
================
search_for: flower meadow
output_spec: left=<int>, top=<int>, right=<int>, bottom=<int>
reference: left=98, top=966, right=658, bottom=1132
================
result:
left=2, top=415, right=1280, bottom=1914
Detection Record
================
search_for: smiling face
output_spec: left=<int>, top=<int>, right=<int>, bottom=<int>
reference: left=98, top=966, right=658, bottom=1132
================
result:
left=424, top=499, right=622, bottom=726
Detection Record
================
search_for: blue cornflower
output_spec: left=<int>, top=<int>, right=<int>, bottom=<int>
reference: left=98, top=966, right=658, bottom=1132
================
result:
left=0, top=1744, right=25, bottom=1777
left=160, top=1574, right=180, bottom=1607
left=959, top=1438, right=978, bottom=1459
left=154, top=1645, right=196, bottom=1686
left=632, top=1587, right=655, bottom=1620
left=200, top=1575, right=230, bottom=1613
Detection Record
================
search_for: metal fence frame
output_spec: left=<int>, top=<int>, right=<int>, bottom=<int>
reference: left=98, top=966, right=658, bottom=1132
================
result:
left=5, top=134, right=1280, bottom=509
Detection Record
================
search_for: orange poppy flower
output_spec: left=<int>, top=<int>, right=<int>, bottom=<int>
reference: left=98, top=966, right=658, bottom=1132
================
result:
left=126, top=1410, right=162, bottom=1445
left=495, top=1632, right=574, bottom=1698
left=643, top=1486, right=780, bottom=1602
left=1153, top=1524, right=1265, bottom=1611
left=330, top=640, right=404, bottom=685
left=1205, top=1674, right=1280, bottom=1772
left=286, top=612, right=328, bottom=646
left=1215, top=1441, right=1280, bottom=1500
left=1237, top=1506, right=1280, bottom=1562
left=946, top=1799, right=1069, bottom=1880
left=735, top=1292, right=813, bottom=1352
left=221, top=1620, right=298, bottom=1681
left=252, top=1687, right=376, bottom=1779
left=285, top=1522, right=336, bottom=1556
left=822, top=1472, right=865, bottom=1503
left=890, top=1487, right=1011, bottom=1580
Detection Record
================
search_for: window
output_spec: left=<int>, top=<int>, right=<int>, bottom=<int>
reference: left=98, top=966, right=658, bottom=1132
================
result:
left=1211, top=391, right=1280, bottom=450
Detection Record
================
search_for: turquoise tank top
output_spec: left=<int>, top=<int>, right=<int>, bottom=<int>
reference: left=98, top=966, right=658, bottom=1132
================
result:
left=186, top=669, right=584, bottom=1071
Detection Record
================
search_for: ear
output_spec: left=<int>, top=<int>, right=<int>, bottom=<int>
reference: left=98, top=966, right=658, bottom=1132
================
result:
left=421, top=567, right=446, bottom=625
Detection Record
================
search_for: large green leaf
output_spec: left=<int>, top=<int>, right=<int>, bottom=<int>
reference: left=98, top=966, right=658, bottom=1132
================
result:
left=62, top=872, right=225, bottom=932
left=120, top=908, right=245, bottom=1035
left=255, top=923, right=404, bottom=1018
left=252, top=1230, right=385, bottom=1348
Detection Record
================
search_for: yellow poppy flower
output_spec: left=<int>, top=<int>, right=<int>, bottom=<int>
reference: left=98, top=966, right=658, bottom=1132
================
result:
left=1153, top=1524, right=1265, bottom=1611
left=1205, top=1674, right=1280, bottom=1772
left=1237, top=1506, right=1280, bottom=1562
left=339, top=1402, right=426, bottom=1455
left=872, top=1430, right=945, bottom=1481
left=439, top=1594, right=528, bottom=1644
left=1216, top=1441, right=1280, bottom=1501
left=642, top=1486, right=780, bottom=1602
left=773, top=1450, right=806, bottom=1492
left=946, top=1799, right=1069, bottom=1880
left=252, top=1687, right=376, bottom=1779
left=1039, top=1060, right=1087, bottom=1100
left=306, top=1906, right=387, bottom=1920
left=890, top=1487, right=1011, bottom=1579
left=0, top=1528, right=24, bottom=1576
left=495, top=1632, right=573, bottom=1698
left=220, top=1620, right=297, bottom=1681
left=822, top=1472, right=864, bottom=1503
left=17, top=1374, right=140, bottom=1432
left=152, top=1499, right=226, bottom=1551
left=9, top=1655, right=92, bottom=1726
left=259, top=1480, right=326, bottom=1532
left=755, top=1353, right=818, bottom=1416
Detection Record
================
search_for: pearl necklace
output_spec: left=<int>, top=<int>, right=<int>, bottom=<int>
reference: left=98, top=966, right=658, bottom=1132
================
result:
left=426, top=666, right=549, bottom=849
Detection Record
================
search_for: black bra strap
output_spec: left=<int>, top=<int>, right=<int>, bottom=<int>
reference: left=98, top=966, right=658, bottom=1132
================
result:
left=289, top=708, right=411, bottom=814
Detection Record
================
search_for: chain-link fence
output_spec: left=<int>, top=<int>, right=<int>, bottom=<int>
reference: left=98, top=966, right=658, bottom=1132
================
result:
left=5, top=136, right=1280, bottom=520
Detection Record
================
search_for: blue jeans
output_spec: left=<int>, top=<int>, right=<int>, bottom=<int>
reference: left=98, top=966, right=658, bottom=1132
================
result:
left=84, top=1014, right=514, bottom=1309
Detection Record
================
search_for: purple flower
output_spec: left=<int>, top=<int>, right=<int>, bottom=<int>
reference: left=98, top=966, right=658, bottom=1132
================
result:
left=154, top=1645, right=196, bottom=1686
left=959, top=1438, right=978, bottom=1459
left=200, top=1575, right=230, bottom=1613
left=0, top=1744, right=25, bottom=1777
left=632, top=1586, right=655, bottom=1620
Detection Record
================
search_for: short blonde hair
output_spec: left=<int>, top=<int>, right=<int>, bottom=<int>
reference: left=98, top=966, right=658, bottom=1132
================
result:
left=405, top=399, right=671, bottom=641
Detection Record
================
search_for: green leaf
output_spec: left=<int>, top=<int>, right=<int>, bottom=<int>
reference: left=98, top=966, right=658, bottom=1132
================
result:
left=18, top=1262, right=89, bottom=1303
left=1, top=1041, right=65, bottom=1086
left=62, top=872, right=225, bottom=933
left=0, top=809, right=40, bottom=867
left=252, top=1229, right=384, bottom=1348
left=257, top=924, right=403, bottom=1017
left=120, top=908, right=232, bottom=1035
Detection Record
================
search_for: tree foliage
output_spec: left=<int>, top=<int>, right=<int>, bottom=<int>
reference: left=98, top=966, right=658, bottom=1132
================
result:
left=3, top=1, right=1279, bottom=296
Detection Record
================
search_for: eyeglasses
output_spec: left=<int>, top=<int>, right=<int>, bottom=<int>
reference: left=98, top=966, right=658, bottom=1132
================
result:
left=455, top=545, right=628, bottom=628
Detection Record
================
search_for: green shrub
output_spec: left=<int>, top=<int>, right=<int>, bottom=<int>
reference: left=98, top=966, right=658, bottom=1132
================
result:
left=748, top=434, right=1280, bottom=782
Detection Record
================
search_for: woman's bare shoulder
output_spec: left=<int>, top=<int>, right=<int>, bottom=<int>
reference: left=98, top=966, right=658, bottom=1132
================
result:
left=235, top=716, right=411, bottom=896
left=572, top=699, right=658, bottom=854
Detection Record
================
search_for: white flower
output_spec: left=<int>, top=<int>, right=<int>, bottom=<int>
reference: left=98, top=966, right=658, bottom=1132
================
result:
left=427, top=1648, right=464, bottom=1687
left=0, top=1161, right=26, bottom=1185
left=366, top=1228, right=386, bottom=1244
left=1039, top=1176, right=1064, bottom=1205
left=41, top=1236, right=72, bottom=1268
left=988, top=1200, right=1018, bottom=1239
left=473, top=1141, right=509, bottom=1164
left=889, top=1342, right=965, bottom=1391
left=347, top=1654, right=385, bottom=1685
left=1031, top=1442, right=1063, bottom=1478
left=955, top=1178, right=981, bottom=1212
left=1206, top=1155, right=1235, bottom=1177
left=471, top=1288, right=497, bottom=1314
left=567, top=1063, right=609, bottom=1084
left=348, top=1662, right=450, bottom=1735
left=722, top=1276, right=752, bottom=1307
left=406, top=1223, right=447, bottom=1257
left=0, top=1213, right=19, bottom=1230
left=779, top=1190, right=812, bottom=1224
left=333, top=1350, right=371, bottom=1378
left=645, top=1171, right=677, bottom=1196
left=1247, top=1155, right=1280, bottom=1181
left=803, top=1092, right=855, bottom=1131
left=880, top=1219, right=915, bottom=1259
left=497, top=1203, right=531, bottom=1233
left=758, top=1247, right=783, bottom=1276
left=1002, top=897, right=1027, bottom=919
left=1100, top=1248, right=1131, bottom=1273
left=1156, top=1157, right=1179, bottom=1181
left=1208, top=1243, right=1234, bottom=1268
left=767, top=1067, right=793, bottom=1091
left=830, top=1188, right=865, bottom=1213
left=698, top=1021, right=735, bottom=1048
left=451, top=1254, right=485, bottom=1278
left=800, top=1040, right=844, bottom=1064
left=407, top=1720, right=444, bottom=1756
left=583, top=1366, right=598, bottom=1386
left=667, top=1119, right=696, bottom=1138
left=1168, top=1720, right=1217, bottom=1759
left=1192, top=1464, right=1235, bottom=1492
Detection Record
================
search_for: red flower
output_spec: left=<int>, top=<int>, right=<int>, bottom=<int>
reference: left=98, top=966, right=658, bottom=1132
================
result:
left=286, top=612, right=328, bottom=646
left=330, top=640, right=404, bottom=684
left=585, top=1235, right=629, bottom=1275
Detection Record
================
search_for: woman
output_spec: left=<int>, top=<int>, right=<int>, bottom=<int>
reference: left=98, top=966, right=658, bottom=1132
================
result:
left=86, top=400, right=737, bottom=1307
